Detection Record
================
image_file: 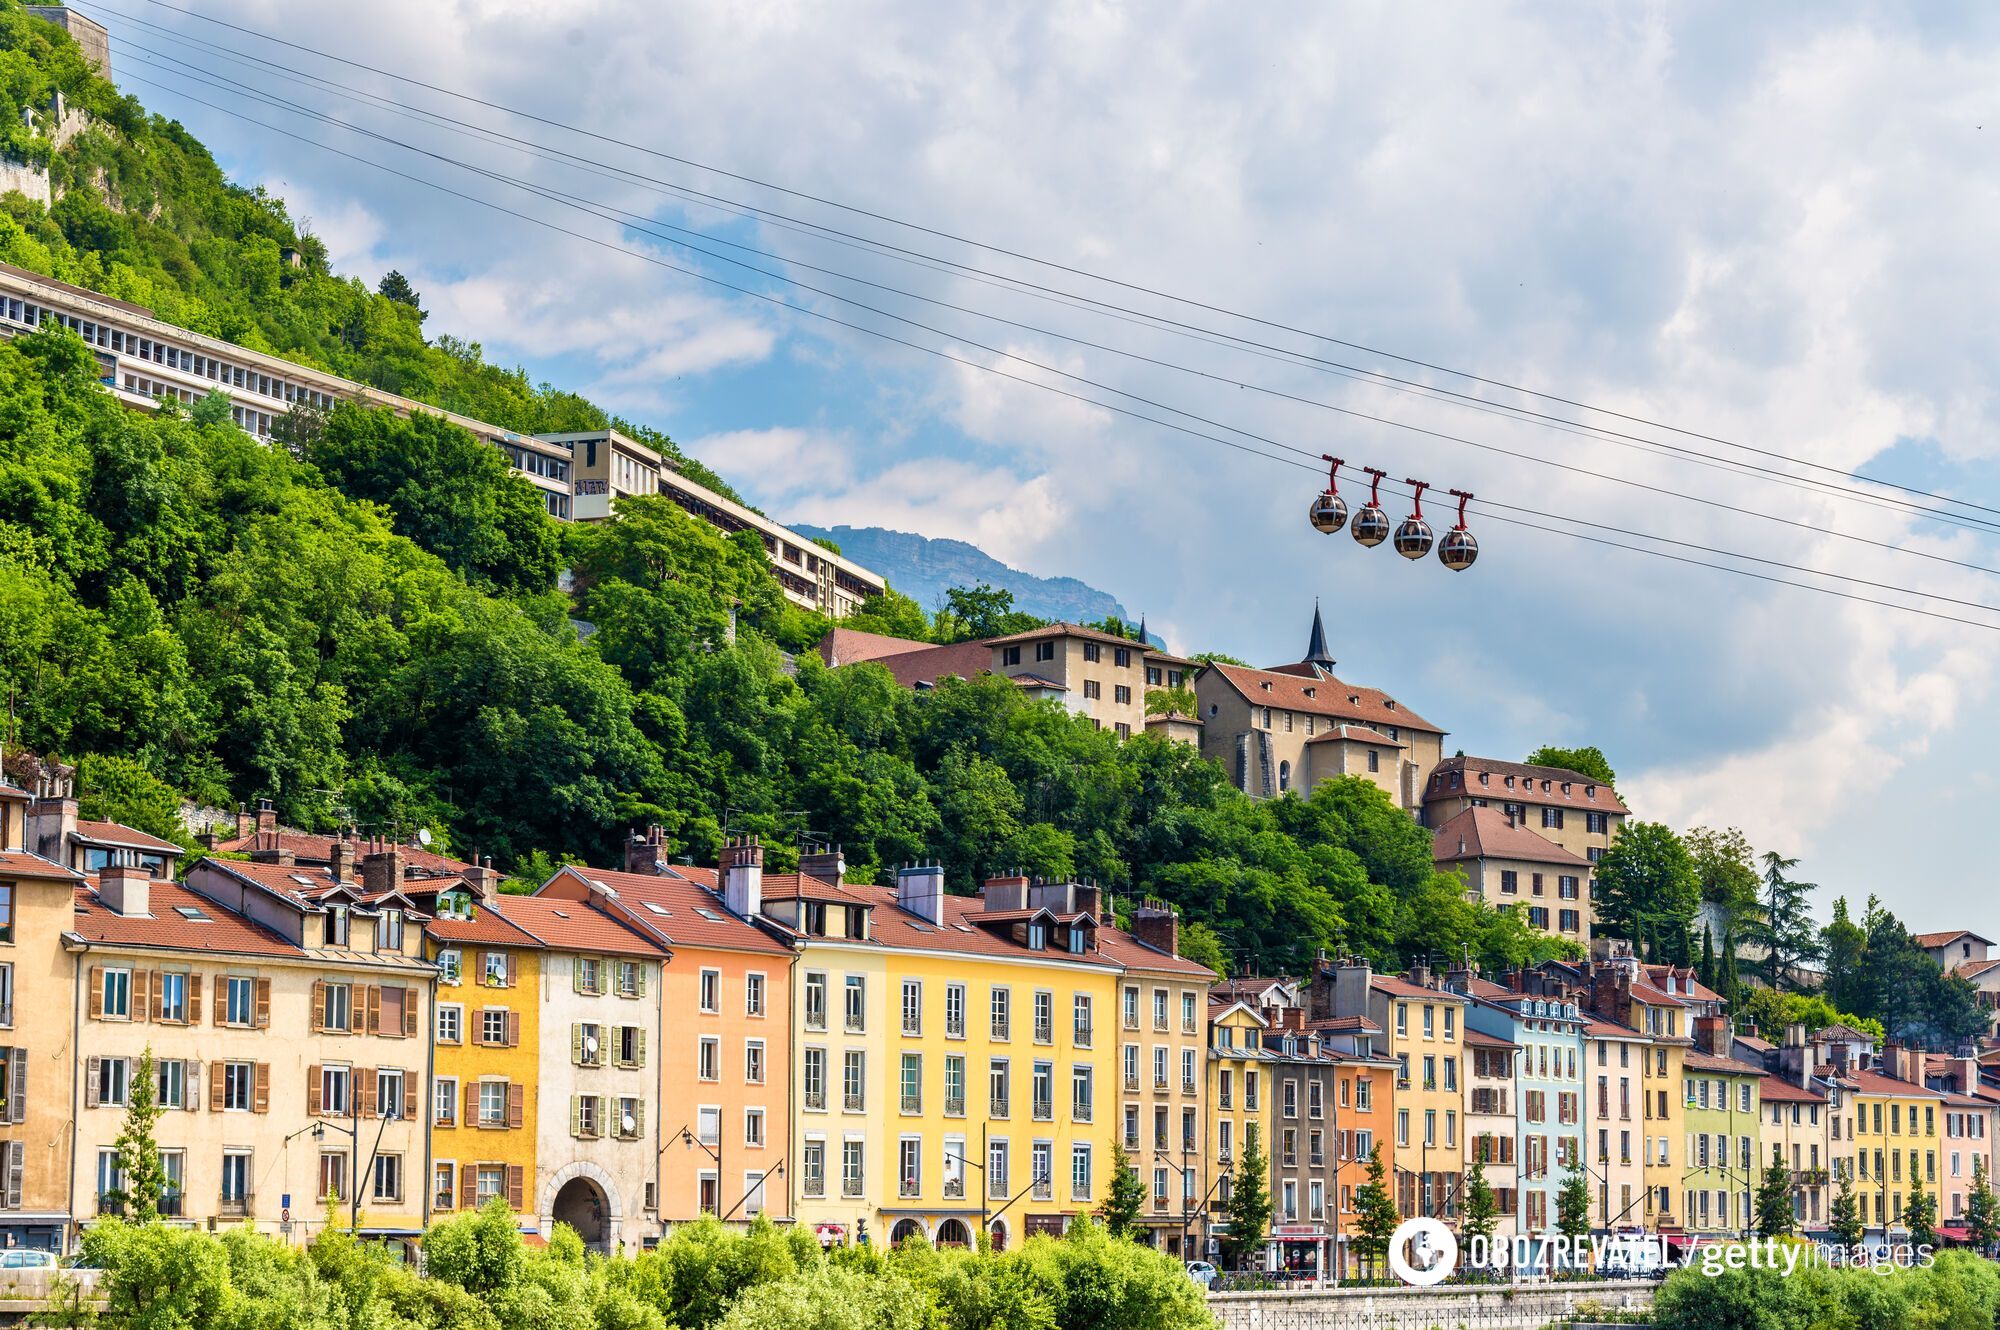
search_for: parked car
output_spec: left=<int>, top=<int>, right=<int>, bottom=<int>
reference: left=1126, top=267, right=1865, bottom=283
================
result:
left=0, top=1250, right=57, bottom=1269
left=1185, top=1260, right=1219, bottom=1289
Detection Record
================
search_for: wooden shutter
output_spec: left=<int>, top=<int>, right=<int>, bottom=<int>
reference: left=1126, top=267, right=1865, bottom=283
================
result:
left=464, top=1081, right=476, bottom=1127
left=87, top=967, right=103, bottom=1019
left=506, top=1164, right=524, bottom=1210
left=365, top=985, right=381, bottom=1035
left=7, top=1048, right=23, bottom=1125
left=209, top=1061, right=226, bottom=1111
left=254, top=1064, right=270, bottom=1114
left=3, top=1141, right=21, bottom=1210
left=309, top=981, right=327, bottom=1033
left=637, top=1027, right=647, bottom=1068
left=134, top=968, right=151, bottom=1023
left=459, top=1165, right=476, bottom=1211
left=187, top=973, right=202, bottom=1025
left=185, top=1060, right=202, bottom=1112
left=505, top=1010, right=520, bottom=1048
left=212, top=976, right=226, bottom=1026
left=636, top=963, right=647, bottom=997
left=569, top=1095, right=580, bottom=1137
left=634, top=1098, right=645, bottom=1137
left=505, top=953, right=517, bottom=987
left=256, top=978, right=272, bottom=1028
left=570, top=1024, right=582, bottom=1065
left=84, top=1057, right=100, bottom=1109
left=402, top=1077, right=417, bottom=1122
left=359, top=1068, right=378, bottom=1117
left=307, top=1065, right=322, bottom=1116
left=572, top=960, right=583, bottom=995
left=507, top=1082, right=524, bottom=1129
left=403, top=988, right=418, bottom=1037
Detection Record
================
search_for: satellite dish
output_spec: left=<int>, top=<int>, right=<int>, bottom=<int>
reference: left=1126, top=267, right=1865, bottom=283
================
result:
left=416, top=828, right=433, bottom=847
left=622, top=1113, right=637, bottom=1134
left=584, top=1035, right=599, bottom=1059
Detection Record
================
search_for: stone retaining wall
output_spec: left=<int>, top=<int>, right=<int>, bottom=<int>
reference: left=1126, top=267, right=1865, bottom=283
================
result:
left=1209, top=1279, right=1659, bottom=1330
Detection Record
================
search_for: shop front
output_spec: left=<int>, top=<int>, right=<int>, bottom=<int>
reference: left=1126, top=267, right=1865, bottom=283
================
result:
left=1267, top=1222, right=1333, bottom=1280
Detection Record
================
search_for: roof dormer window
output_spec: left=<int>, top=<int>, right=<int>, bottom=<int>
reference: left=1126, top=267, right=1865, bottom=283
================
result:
left=1585, top=785, right=1596, bottom=799
left=1303, top=686, right=1315, bottom=697
left=1260, top=681, right=1272, bottom=692
left=1479, top=772, right=1490, bottom=786
left=1028, top=922, right=1047, bottom=950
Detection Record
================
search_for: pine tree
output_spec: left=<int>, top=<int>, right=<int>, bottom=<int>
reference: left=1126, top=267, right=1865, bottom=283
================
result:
left=1350, top=1144, right=1399, bottom=1282
left=1461, top=1155, right=1498, bottom=1267
left=113, top=1047, right=167, bottom=1221
left=1699, top=927, right=1717, bottom=992
left=377, top=270, right=424, bottom=314
left=1556, top=1161, right=1591, bottom=1241
left=1903, top=1187, right=1938, bottom=1249
left=1754, top=851, right=1824, bottom=992
left=1754, top=1144, right=1795, bottom=1237
left=1220, top=1123, right=1271, bottom=1270
left=1966, top=1156, right=1999, bottom=1254
left=1719, top=922, right=1742, bottom=1011
left=1830, top=1169, right=1865, bottom=1246
left=1098, top=1135, right=1146, bottom=1239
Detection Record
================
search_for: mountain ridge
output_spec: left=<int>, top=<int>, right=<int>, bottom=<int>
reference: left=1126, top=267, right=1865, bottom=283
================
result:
left=791, top=523, right=1140, bottom=627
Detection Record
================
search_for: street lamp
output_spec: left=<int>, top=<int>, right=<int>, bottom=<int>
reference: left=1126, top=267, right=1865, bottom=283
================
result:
left=1156, top=1148, right=1232, bottom=1263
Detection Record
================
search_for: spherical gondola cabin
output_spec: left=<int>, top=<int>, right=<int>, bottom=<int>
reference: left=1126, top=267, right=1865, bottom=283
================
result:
left=1438, top=527, right=1478, bottom=570
left=1310, top=490, right=1349, bottom=533
left=1352, top=466, right=1391, bottom=547
left=1393, top=478, right=1434, bottom=560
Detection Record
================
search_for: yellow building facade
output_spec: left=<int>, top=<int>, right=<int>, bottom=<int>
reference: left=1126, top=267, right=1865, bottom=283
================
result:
left=1846, top=1060, right=1943, bottom=1237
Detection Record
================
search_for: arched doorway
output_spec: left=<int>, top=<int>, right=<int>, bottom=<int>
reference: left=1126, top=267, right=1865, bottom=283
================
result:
left=987, top=1219, right=1008, bottom=1252
left=552, top=1177, right=610, bottom=1252
left=935, top=1218, right=971, bottom=1248
left=889, top=1218, right=927, bottom=1246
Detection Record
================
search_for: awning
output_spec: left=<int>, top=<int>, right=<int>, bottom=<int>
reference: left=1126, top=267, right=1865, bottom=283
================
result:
left=1936, top=1226, right=1972, bottom=1242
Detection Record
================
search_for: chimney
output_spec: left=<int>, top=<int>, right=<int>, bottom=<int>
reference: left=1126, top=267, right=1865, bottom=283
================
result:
left=361, top=843, right=407, bottom=895
left=254, top=797, right=277, bottom=840
left=1073, top=882, right=1103, bottom=920
left=97, top=856, right=152, bottom=918
left=723, top=837, right=766, bottom=918
left=895, top=861, right=944, bottom=926
left=1694, top=1014, right=1729, bottom=1057
left=328, top=830, right=357, bottom=884
left=799, top=844, right=846, bottom=887
left=461, top=855, right=500, bottom=905
left=1132, top=899, right=1179, bottom=957
left=982, top=873, right=1029, bottom=912
left=1328, top=955, right=1373, bottom=1023
left=234, top=804, right=252, bottom=841
left=248, top=838, right=295, bottom=866
left=26, top=789, right=77, bottom=863
left=624, top=825, right=667, bottom=876
left=1407, top=961, right=1433, bottom=990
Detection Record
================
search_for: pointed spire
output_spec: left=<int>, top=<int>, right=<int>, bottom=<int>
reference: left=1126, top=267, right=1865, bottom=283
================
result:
left=1305, top=599, right=1335, bottom=672
left=1137, top=613, right=1148, bottom=646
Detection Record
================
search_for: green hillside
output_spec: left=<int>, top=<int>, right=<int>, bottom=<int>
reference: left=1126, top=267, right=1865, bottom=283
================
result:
left=0, top=4, right=1572, bottom=976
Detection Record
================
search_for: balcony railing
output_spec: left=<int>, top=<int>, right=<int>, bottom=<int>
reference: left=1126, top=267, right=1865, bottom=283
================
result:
left=901, top=1094, right=922, bottom=1114
left=902, top=1017, right=921, bottom=1037
left=1034, top=1021, right=1054, bottom=1044
left=944, top=1177, right=965, bottom=1199
left=1124, top=1131, right=1140, bottom=1150
left=1155, top=1073, right=1169, bottom=1090
left=991, top=1096, right=1010, bottom=1119
left=989, top=1175, right=1009, bottom=1199
left=900, top=1176, right=920, bottom=1198
left=1032, top=1099, right=1053, bottom=1122
left=946, top=1016, right=965, bottom=1038
left=1074, top=1023, right=1092, bottom=1048
left=1071, top=1181, right=1092, bottom=1203
left=1123, top=1072, right=1139, bottom=1091
left=1154, top=1014, right=1169, bottom=1032
left=1183, top=1078, right=1198, bottom=1095
left=806, top=1009, right=827, bottom=1033
left=845, top=1013, right=866, bottom=1034
left=842, top=1176, right=864, bottom=1198
left=218, top=1191, right=254, bottom=1218
left=803, top=1175, right=825, bottom=1198
left=1032, top=1178, right=1052, bottom=1201
left=944, top=1095, right=965, bottom=1117
left=805, top=1089, right=826, bottom=1111
left=843, top=1092, right=865, bottom=1112
left=991, top=1018, right=1010, bottom=1040
left=1074, top=1101, right=1093, bottom=1123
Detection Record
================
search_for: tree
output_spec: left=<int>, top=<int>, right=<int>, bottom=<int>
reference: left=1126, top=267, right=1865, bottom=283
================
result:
left=1592, top=822, right=1699, bottom=955
left=1718, top=922, right=1742, bottom=1011
left=1754, top=1145, right=1795, bottom=1238
left=377, top=269, right=423, bottom=314
left=1349, top=1145, right=1399, bottom=1281
left=1220, top=1123, right=1271, bottom=1270
left=1830, top=1169, right=1865, bottom=1246
left=1556, top=1162, right=1591, bottom=1245
left=1144, top=686, right=1198, bottom=719
left=1686, top=826, right=1762, bottom=930
left=1820, top=898, right=1869, bottom=1018
left=1524, top=745, right=1615, bottom=786
left=1461, top=1155, right=1498, bottom=1257
left=1751, top=851, right=1822, bottom=992
left=1903, top=1187, right=1938, bottom=1249
left=1966, top=1156, right=1999, bottom=1254
left=112, top=1048, right=167, bottom=1221
left=937, top=585, right=1043, bottom=642
left=1098, top=1136, right=1146, bottom=1239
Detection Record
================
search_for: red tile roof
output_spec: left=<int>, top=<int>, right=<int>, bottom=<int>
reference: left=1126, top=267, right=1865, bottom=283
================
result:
left=72, top=880, right=299, bottom=957
left=1305, top=724, right=1405, bottom=748
left=1463, top=1027, right=1518, bottom=1049
left=1915, top=929, right=1992, bottom=949
left=1843, top=1068, right=1944, bottom=1099
left=427, top=899, right=547, bottom=949
left=1093, top=925, right=1217, bottom=979
left=1370, top=974, right=1466, bottom=1001
left=0, top=850, right=82, bottom=881
left=0, top=781, right=29, bottom=799
left=543, top=866, right=791, bottom=955
left=1204, top=662, right=1442, bottom=734
left=1640, top=965, right=1726, bottom=1006
left=818, top=627, right=939, bottom=667
left=1583, top=1016, right=1647, bottom=1040
left=1423, top=757, right=1629, bottom=813
left=1684, top=1050, right=1763, bottom=1075
left=1306, top=1014, right=1382, bottom=1035
left=497, top=894, right=670, bottom=958
left=1431, top=806, right=1592, bottom=868
left=74, top=820, right=180, bottom=852
left=1757, top=1075, right=1826, bottom=1103
left=980, top=622, right=1190, bottom=664
left=207, top=831, right=472, bottom=875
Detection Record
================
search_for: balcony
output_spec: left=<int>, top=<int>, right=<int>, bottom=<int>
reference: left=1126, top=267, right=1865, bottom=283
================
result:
left=806, top=1011, right=827, bottom=1033
left=944, top=1177, right=965, bottom=1200
left=1033, top=1099, right=1054, bottom=1122
left=1034, top=1022, right=1054, bottom=1045
left=1124, top=1072, right=1139, bottom=1092
left=1218, top=1096, right=1233, bottom=1111
left=845, top=1014, right=866, bottom=1034
left=842, top=1176, right=864, bottom=1198
left=991, top=1096, right=1011, bottom=1119
left=1152, top=1192, right=1169, bottom=1210
left=1154, top=1015, right=1169, bottom=1033
left=805, top=1089, right=826, bottom=1111
left=992, top=1019, right=1010, bottom=1041
left=902, top=1017, right=921, bottom=1037
left=944, top=1096, right=965, bottom=1118
left=803, top=1175, right=825, bottom=1198
left=989, top=1175, right=1009, bottom=1199
left=1074, top=1023, right=1092, bottom=1048
left=1074, top=1102, right=1093, bottom=1124
left=1032, top=1178, right=1052, bottom=1202
left=901, top=1094, right=922, bottom=1115
left=946, top=1017, right=966, bottom=1039
left=843, top=1092, right=865, bottom=1112
left=900, top=1176, right=921, bottom=1199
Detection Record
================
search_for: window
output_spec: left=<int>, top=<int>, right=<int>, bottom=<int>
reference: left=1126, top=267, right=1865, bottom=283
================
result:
left=1072, top=1066, right=1094, bottom=1122
left=373, top=1153, right=403, bottom=1203
left=1072, top=1143, right=1093, bottom=1201
left=1002, top=646, right=1022, bottom=666
left=437, top=1005, right=463, bottom=1044
left=1084, top=643, right=1101, bottom=663
left=1113, top=684, right=1132, bottom=705
left=844, top=976, right=866, bottom=1032
left=221, top=1152, right=251, bottom=1209
left=100, top=968, right=132, bottom=1019
left=482, top=1008, right=510, bottom=1047
left=318, top=1153, right=346, bottom=1203
left=158, top=972, right=188, bottom=1023
left=432, top=1163, right=456, bottom=1211
left=1035, top=641, right=1055, bottom=662
left=844, top=1140, right=867, bottom=1196
left=746, top=973, right=766, bottom=1016
left=321, top=982, right=352, bottom=1033
left=745, top=1039, right=764, bottom=1084
left=698, top=1037, right=720, bottom=1081
left=576, top=958, right=601, bottom=995
left=378, top=1068, right=406, bottom=1120
left=700, top=969, right=721, bottom=1013
left=376, top=911, right=405, bottom=953
left=97, top=1056, right=130, bottom=1107
left=1182, top=991, right=1198, bottom=1033
left=617, top=961, right=642, bottom=997
left=1075, top=994, right=1093, bottom=1044
left=805, top=973, right=827, bottom=1030
left=902, top=1054, right=924, bottom=1114
left=434, top=1077, right=457, bottom=1125
left=95, top=1150, right=124, bottom=1210
left=991, top=986, right=1011, bottom=1040
left=902, top=980, right=923, bottom=1036
left=945, top=1055, right=966, bottom=1115
left=222, top=1061, right=255, bottom=1112
left=946, top=984, right=967, bottom=1038
left=843, top=1051, right=867, bottom=1111
left=321, top=1065, right=351, bottom=1116
left=155, top=1058, right=185, bottom=1109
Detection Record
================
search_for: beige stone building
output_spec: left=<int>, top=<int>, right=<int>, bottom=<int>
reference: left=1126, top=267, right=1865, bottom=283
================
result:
left=1192, top=610, right=1445, bottom=810
left=1422, top=757, right=1628, bottom=867
left=822, top=623, right=1195, bottom=742
left=1432, top=806, right=1595, bottom=943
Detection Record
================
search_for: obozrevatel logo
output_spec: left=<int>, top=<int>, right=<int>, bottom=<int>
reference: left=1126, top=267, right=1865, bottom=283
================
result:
left=1387, top=1217, right=1458, bottom=1286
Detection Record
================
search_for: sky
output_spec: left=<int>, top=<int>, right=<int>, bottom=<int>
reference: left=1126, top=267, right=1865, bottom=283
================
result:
left=89, top=0, right=2000, bottom=935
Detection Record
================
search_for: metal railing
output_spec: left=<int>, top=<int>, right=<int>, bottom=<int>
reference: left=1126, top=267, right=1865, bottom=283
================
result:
left=1033, top=1099, right=1053, bottom=1122
left=901, top=1093, right=921, bottom=1114
left=843, top=1092, right=865, bottom=1111
left=842, top=1176, right=864, bottom=1198
left=991, top=1096, right=1011, bottom=1119
left=943, top=1177, right=965, bottom=1199
left=992, top=1018, right=1010, bottom=1040
left=944, top=1095, right=965, bottom=1117
left=802, top=1175, right=825, bottom=1198
left=804, top=1089, right=826, bottom=1111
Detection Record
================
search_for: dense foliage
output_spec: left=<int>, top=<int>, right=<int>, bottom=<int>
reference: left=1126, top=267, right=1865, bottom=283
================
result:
left=74, top=1205, right=1216, bottom=1330
left=1651, top=1248, right=2000, bottom=1330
